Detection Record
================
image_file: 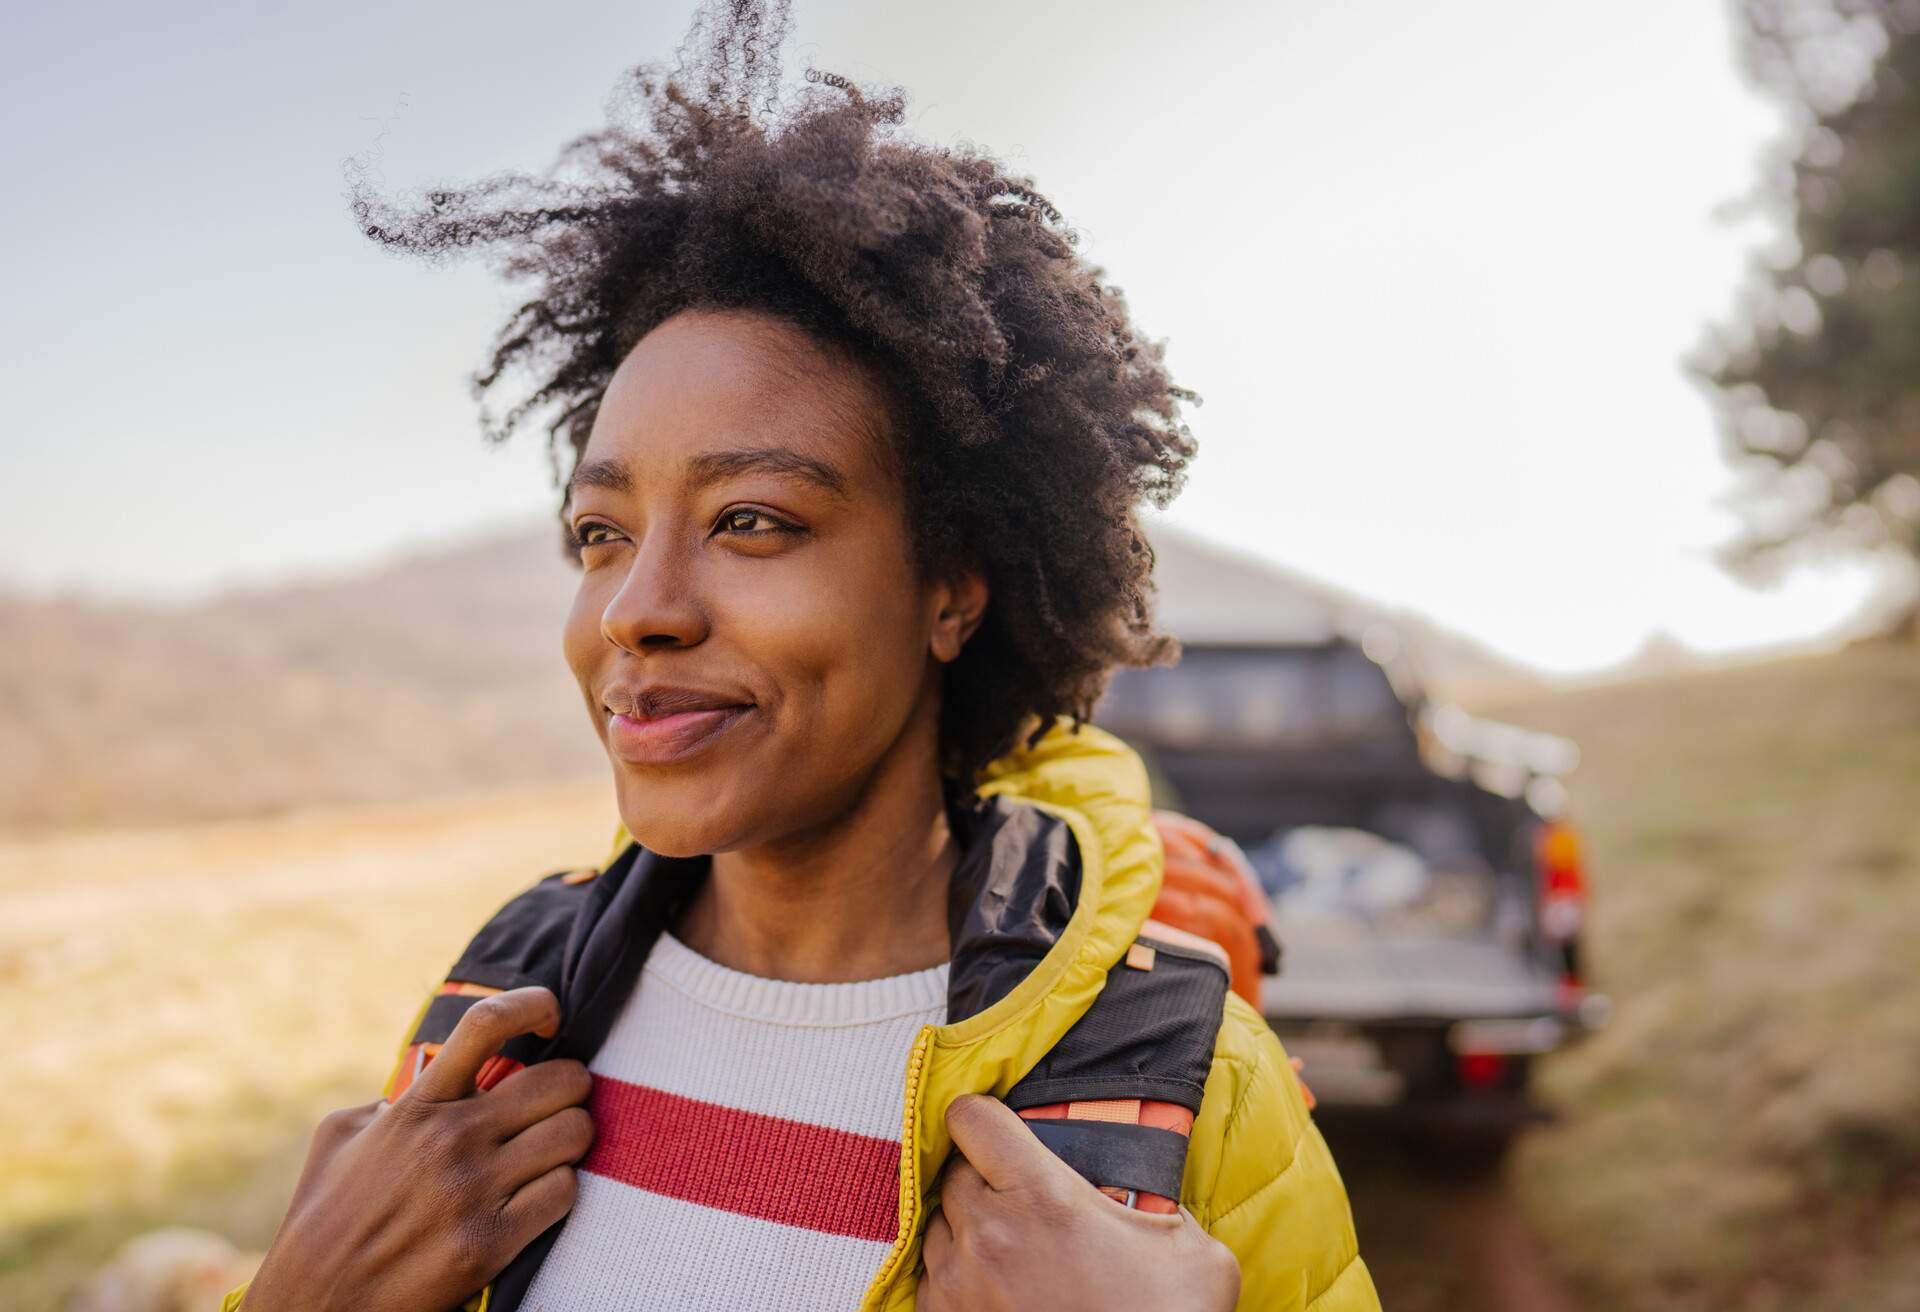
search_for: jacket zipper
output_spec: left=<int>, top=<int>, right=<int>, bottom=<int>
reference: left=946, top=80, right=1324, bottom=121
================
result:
left=863, top=1024, right=934, bottom=1308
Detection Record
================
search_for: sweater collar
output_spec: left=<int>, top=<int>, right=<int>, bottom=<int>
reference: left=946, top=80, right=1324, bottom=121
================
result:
left=575, top=718, right=1162, bottom=1058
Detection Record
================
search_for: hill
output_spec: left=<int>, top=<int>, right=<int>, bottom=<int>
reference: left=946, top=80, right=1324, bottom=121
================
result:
left=0, top=527, right=602, bottom=829
left=1146, top=523, right=1549, bottom=702
left=0, top=523, right=1537, bottom=830
left=1486, top=641, right=1920, bottom=1309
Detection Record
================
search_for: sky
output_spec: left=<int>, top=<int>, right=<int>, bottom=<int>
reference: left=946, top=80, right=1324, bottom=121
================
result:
left=0, top=0, right=1895, bottom=672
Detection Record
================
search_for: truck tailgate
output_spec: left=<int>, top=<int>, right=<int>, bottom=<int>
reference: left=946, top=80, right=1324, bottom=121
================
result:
left=1262, top=924, right=1560, bottom=1022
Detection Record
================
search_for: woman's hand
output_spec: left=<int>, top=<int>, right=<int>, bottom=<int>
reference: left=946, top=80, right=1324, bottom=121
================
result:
left=241, top=987, right=594, bottom=1312
left=920, top=1095, right=1240, bottom=1312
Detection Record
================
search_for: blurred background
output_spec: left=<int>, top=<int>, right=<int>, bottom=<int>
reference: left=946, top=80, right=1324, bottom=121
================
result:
left=4, top=1, right=1917, bottom=1308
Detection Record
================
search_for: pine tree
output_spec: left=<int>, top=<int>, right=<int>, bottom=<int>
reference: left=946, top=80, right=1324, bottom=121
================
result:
left=1699, top=0, right=1920, bottom=614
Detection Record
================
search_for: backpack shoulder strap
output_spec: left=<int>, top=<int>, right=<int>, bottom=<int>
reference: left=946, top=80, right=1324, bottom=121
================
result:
left=383, top=865, right=608, bottom=1102
left=1007, top=922, right=1231, bottom=1210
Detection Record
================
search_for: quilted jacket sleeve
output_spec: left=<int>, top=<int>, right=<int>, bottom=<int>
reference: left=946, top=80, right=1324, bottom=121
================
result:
left=1183, top=994, right=1380, bottom=1312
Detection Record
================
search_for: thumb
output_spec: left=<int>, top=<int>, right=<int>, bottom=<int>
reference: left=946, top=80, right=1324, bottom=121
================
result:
left=944, top=1095, right=1079, bottom=1195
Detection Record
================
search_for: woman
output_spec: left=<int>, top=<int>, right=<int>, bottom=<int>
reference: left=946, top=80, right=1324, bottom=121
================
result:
left=232, top=6, right=1376, bottom=1309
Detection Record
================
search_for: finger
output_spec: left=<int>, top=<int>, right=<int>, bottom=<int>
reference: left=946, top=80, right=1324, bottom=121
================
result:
left=934, top=1156, right=991, bottom=1233
left=923, top=1209, right=954, bottom=1272
left=312, top=1100, right=381, bottom=1151
left=409, top=987, right=561, bottom=1105
left=497, top=1105, right=595, bottom=1188
left=920, top=1211, right=954, bottom=1311
left=479, top=1059, right=594, bottom=1137
left=943, top=1095, right=1078, bottom=1196
left=501, top=1163, right=579, bottom=1249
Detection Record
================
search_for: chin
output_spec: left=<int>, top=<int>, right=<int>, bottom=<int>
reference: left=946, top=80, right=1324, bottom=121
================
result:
left=626, top=823, right=724, bottom=859
left=613, top=777, right=748, bottom=858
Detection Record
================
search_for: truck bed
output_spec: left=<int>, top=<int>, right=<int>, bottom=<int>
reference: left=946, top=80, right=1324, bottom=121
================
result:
left=1262, top=923, right=1561, bottom=1023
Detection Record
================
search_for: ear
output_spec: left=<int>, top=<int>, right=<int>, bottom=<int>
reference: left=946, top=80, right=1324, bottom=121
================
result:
left=928, top=570, right=989, bottom=664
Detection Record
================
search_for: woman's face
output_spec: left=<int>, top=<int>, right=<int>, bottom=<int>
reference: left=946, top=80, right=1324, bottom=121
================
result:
left=562, top=308, right=982, bottom=857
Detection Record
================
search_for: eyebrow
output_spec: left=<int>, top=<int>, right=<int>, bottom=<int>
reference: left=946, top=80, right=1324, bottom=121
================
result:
left=567, top=456, right=633, bottom=497
left=566, top=447, right=850, bottom=501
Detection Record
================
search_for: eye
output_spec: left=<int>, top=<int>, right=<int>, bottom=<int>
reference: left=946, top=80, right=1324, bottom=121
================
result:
left=568, top=520, right=624, bottom=553
left=713, top=507, right=797, bottom=536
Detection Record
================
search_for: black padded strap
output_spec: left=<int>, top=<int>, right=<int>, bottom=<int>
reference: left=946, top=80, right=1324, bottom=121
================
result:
left=1007, top=933, right=1229, bottom=1116
left=1023, top=1119, right=1191, bottom=1201
left=1256, top=922, right=1283, bottom=976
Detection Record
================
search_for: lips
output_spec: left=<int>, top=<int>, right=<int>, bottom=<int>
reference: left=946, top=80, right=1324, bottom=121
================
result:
left=602, top=684, right=754, bottom=766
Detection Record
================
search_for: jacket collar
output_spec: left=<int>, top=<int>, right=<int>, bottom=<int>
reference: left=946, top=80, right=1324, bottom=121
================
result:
left=578, top=717, right=1161, bottom=1039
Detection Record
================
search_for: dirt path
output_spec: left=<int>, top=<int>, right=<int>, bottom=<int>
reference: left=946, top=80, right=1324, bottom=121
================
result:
left=1323, top=1127, right=1578, bottom=1312
left=1447, top=1171, right=1578, bottom=1312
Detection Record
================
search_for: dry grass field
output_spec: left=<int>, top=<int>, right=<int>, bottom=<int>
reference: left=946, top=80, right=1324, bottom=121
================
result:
left=3, top=640, right=1913, bottom=1310
left=0, top=782, right=617, bottom=1310
left=1494, top=640, right=1920, bottom=1310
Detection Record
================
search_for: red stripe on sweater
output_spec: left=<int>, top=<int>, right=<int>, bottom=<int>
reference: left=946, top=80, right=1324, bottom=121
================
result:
left=582, top=1076, right=902, bottom=1242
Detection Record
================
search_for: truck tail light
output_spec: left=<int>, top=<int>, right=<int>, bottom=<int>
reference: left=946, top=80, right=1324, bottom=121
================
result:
left=1536, top=820, right=1588, bottom=944
left=1454, top=1051, right=1509, bottom=1090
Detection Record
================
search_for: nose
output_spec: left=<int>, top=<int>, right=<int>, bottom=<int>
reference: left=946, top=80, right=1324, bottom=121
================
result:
left=599, top=528, right=709, bottom=653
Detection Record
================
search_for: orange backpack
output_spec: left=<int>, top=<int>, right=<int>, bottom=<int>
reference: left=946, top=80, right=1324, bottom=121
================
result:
left=1149, top=811, right=1280, bottom=1008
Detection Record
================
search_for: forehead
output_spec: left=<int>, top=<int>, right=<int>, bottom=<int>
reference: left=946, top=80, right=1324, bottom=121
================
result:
left=578, top=308, right=898, bottom=482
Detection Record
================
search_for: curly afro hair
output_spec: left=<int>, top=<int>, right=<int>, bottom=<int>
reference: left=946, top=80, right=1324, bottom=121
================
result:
left=354, top=0, right=1197, bottom=781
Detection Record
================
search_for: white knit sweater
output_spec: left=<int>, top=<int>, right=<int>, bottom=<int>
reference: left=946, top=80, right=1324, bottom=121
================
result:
left=520, top=932, right=948, bottom=1311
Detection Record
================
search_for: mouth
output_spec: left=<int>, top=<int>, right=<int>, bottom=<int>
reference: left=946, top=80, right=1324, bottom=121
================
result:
left=602, top=686, right=754, bottom=767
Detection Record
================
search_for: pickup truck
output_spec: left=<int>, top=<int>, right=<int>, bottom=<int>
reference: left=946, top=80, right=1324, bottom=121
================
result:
left=1096, top=562, right=1605, bottom=1158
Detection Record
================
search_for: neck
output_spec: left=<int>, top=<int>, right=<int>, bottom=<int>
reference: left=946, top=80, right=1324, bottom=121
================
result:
left=676, top=701, right=956, bottom=984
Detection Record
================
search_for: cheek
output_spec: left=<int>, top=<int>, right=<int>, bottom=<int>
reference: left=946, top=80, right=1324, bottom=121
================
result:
left=562, top=575, right=613, bottom=718
left=727, top=548, right=928, bottom=732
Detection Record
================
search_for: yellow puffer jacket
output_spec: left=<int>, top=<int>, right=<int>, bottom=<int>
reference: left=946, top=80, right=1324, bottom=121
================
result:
left=870, top=723, right=1377, bottom=1310
left=225, top=722, right=1376, bottom=1311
